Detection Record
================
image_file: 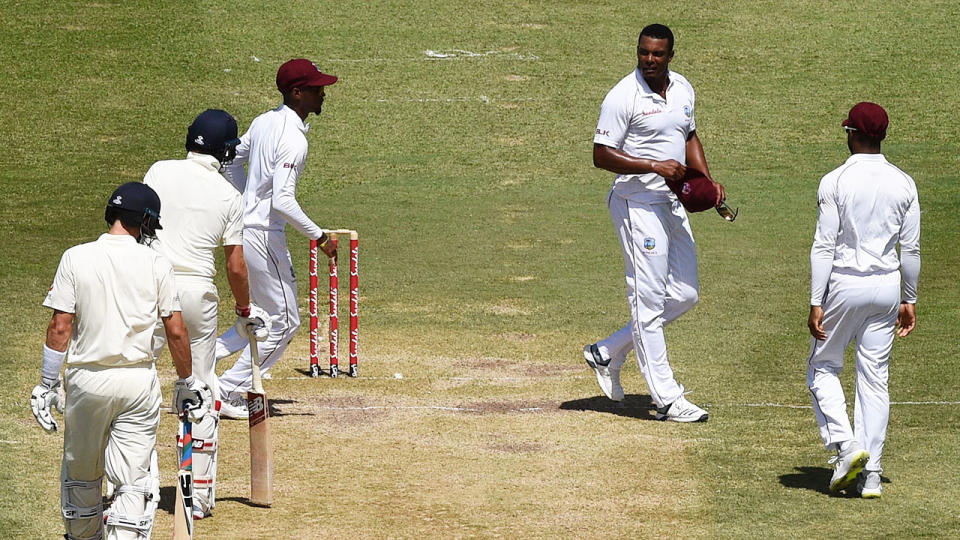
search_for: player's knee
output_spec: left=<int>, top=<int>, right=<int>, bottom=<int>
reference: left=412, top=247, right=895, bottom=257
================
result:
left=103, top=450, right=160, bottom=539
left=61, top=476, right=104, bottom=539
left=676, top=285, right=699, bottom=312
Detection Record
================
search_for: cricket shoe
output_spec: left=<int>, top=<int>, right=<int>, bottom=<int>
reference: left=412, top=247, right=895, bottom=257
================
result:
left=583, top=344, right=624, bottom=401
left=219, top=393, right=249, bottom=420
left=857, top=470, right=882, bottom=499
left=828, top=443, right=870, bottom=493
left=655, top=395, right=708, bottom=422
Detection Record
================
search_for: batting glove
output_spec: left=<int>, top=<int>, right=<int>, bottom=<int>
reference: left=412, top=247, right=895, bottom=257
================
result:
left=30, top=377, right=64, bottom=432
left=173, top=375, right=212, bottom=423
left=233, top=303, right=270, bottom=342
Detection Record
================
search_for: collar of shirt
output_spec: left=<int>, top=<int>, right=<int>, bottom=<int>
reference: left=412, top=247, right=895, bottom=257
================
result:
left=846, top=153, right=887, bottom=165
left=98, top=232, right=138, bottom=244
left=279, top=104, right=310, bottom=134
left=186, top=152, right=223, bottom=172
left=634, top=68, right=674, bottom=100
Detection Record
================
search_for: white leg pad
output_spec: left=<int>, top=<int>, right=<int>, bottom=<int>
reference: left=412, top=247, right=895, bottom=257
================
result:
left=103, top=449, right=159, bottom=539
left=179, top=405, right=219, bottom=518
left=62, top=476, right=103, bottom=540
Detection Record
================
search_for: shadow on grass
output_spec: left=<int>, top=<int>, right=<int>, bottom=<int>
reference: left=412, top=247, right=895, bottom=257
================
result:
left=158, top=486, right=176, bottom=514
left=559, top=394, right=658, bottom=420
left=778, top=466, right=878, bottom=497
left=217, top=495, right=272, bottom=509
left=265, top=398, right=314, bottom=417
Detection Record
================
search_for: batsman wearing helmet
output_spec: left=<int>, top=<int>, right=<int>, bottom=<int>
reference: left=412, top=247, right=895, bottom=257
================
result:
left=214, top=58, right=338, bottom=419
left=31, top=183, right=210, bottom=540
left=142, top=109, right=269, bottom=519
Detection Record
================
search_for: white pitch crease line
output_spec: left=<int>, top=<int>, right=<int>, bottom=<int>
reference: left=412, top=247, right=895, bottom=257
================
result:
left=0, top=440, right=20, bottom=444
left=734, top=401, right=960, bottom=409
left=307, top=405, right=544, bottom=413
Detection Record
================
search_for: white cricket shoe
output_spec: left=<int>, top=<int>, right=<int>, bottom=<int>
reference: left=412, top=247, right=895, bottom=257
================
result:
left=655, top=395, right=708, bottom=422
left=828, top=443, right=870, bottom=492
left=583, top=344, right=624, bottom=401
left=857, top=470, right=882, bottom=499
left=219, top=393, right=249, bottom=420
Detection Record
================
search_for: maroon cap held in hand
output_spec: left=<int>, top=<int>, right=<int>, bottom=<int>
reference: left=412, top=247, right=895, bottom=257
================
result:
left=667, top=168, right=720, bottom=213
left=842, top=102, right=888, bottom=140
left=276, top=59, right=338, bottom=94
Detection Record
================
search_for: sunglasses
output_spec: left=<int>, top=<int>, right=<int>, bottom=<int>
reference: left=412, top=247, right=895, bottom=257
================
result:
left=716, top=200, right=738, bottom=222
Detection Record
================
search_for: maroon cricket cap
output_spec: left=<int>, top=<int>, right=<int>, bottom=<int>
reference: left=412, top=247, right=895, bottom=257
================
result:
left=668, top=167, right=720, bottom=213
left=842, top=102, right=888, bottom=140
left=276, top=59, right=338, bottom=94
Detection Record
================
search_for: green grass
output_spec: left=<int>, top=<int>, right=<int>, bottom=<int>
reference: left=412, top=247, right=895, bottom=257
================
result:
left=2, top=0, right=959, bottom=538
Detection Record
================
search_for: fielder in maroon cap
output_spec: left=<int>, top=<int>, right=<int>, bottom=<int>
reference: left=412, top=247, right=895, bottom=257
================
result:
left=806, top=101, right=920, bottom=498
left=212, top=59, right=339, bottom=419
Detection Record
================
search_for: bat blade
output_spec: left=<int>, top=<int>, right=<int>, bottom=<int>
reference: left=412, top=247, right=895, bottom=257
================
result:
left=247, top=335, right=273, bottom=506
left=173, top=417, right=194, bottom=539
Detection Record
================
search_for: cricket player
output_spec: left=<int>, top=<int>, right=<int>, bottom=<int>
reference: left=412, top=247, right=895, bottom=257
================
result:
left=807, top=102, right=920, bottom=497
left=143, top=109, right=269, bottom=518
left=583, top=24, right=724, bottom=422
left=215, top=58, right=338, bottom=419
left=30, top=182, right=211, bottom=540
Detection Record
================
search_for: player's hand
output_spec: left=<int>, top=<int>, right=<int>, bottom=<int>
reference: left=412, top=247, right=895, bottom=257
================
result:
left=319, top=238, right=337, bottom=259
left=896, top=302, right=916, bottom=337
left=234, top=303, right=270, bottom=341
left=654, top=160, right=686, bottom=182
left=712, top=180, right=726, bottom=206
left=30, top=378, right=64, bottom=432
left=808, top=305, right=827, bottom=340
left=173, top=375, right=212, bottom=422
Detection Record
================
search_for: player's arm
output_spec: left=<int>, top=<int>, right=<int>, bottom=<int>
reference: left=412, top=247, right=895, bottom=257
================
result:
left=808, top=179, right=839, bottom=340
left=685, top=131, right=725, bottom=204
left=222, top=130, right=251, bottom=192
left=593, top=143, right=686, bottom=181
left=224, top=244, right=251, bottom=308
left=162, top=312, right=192, bottom=379
left=31, top=310, right=73, bottom=432
left=897, top=194, right=921, bottom=337
left=270, top=143, right=336, bottom=258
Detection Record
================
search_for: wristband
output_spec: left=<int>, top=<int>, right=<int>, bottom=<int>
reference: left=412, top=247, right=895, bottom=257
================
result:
left=236, top=305, right=251, bottom=317
left=41, top=344, right=66, bottom=387
left=318, top=235, right=328, bottom=248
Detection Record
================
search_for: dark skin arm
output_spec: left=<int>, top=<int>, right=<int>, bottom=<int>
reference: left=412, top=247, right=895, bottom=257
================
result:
left=593, top=131, right=725, bottom=205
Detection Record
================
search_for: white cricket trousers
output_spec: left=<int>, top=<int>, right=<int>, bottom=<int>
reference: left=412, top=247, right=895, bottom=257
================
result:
left=152, top=275, right=220, bottom=516
left=219, top=228, right=300, bottom=397
left=62, top=362, right=161, bottom=540
left=599, top=193, right=699, bottom=407
left=808, top=271, right=900, bottom=472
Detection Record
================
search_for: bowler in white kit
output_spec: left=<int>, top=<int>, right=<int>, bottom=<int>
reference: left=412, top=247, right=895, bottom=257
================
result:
left=583, top=24, right=724, bottom=422
left=806, top=102, right=920, bottom=498
left=31, top=183, right=210, bottom=540
left=143, top=109, right=268, bottom=519
left=215, top=58, right=338, bottom=418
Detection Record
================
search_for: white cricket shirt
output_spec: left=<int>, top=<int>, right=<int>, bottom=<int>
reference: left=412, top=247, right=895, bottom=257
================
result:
left=810, top=153, right=921, bottom=305
left=143, top=152, right=243, bottom=280
left=594, top=68, right=697, bottom=203
left=223, top=105, right=325, bottom=239
left=43, top=233, right=181, bottom=367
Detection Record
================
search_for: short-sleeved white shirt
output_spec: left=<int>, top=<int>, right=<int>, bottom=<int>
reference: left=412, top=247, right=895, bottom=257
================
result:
left=594, top=68, right=697, bottom=203
left=222, top=105, right=324, bottom=239
left=143, top=152, right=243, bottom=279
left=43, top=233, right=181, bottom=367
left=810, top=153, right=921, bottom=305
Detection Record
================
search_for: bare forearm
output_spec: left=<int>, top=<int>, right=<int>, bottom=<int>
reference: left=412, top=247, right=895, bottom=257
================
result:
left=224, top=245, right=251, bottom=307
left=162, top=313, right=193, bottom=378
left=593, top=144, right=661, bottom=175
left=45, top=312, right=72, bottom=352
left=685, top=133, right=710, bottom=178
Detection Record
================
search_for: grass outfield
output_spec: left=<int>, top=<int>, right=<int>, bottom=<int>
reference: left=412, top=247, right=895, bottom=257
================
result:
left=2, top=0, right=959, bottom=537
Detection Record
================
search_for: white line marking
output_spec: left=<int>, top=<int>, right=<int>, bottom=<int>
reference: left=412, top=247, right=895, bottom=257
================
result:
left=373, top=96, right=546, bottom=104
left=0, top=440, right=20, bottom=444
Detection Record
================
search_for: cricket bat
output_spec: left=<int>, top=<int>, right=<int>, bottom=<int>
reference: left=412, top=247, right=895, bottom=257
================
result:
left=247, top=334, right=273, bottom=506
left=173, top=413, right=194, bottom=539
